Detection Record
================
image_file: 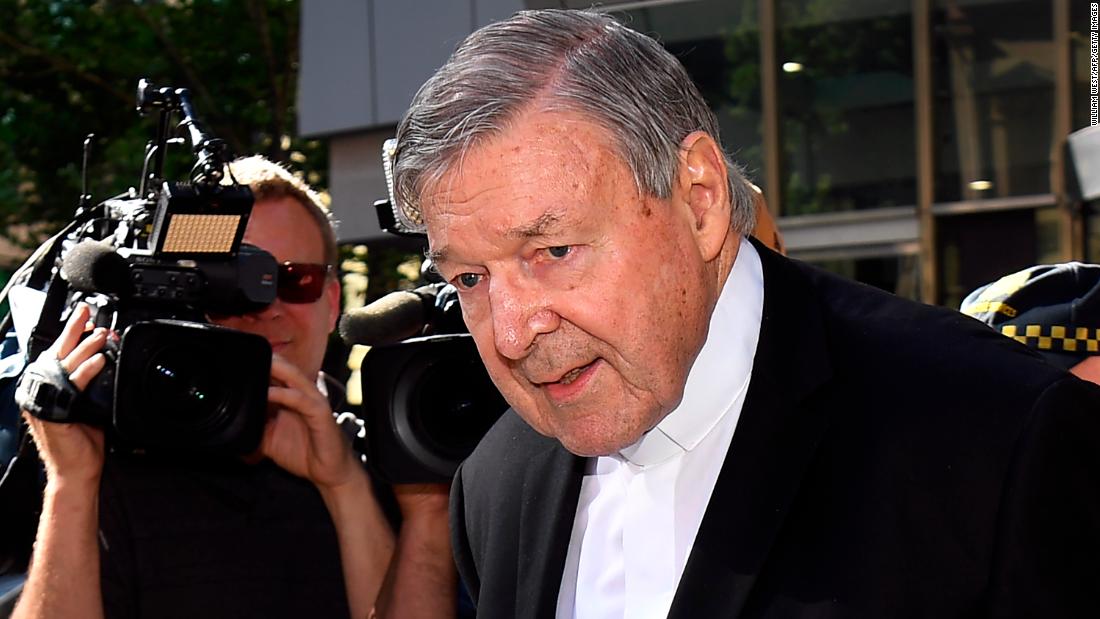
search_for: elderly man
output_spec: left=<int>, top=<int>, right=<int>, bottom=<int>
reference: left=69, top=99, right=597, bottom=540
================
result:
left=391, top=9, right=1100, bottom=618
left=13, top=156, right=454, bottom=619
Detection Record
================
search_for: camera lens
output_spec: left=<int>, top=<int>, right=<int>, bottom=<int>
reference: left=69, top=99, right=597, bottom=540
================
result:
left=113, top=321, right=270, bottom=453
left=364, top=333, right=509, bottom=482
left=411, top=356, right=506, bottom=459
left=385, top=336, right=509, bottom=478
left=140, top=343, right=233, bottom=437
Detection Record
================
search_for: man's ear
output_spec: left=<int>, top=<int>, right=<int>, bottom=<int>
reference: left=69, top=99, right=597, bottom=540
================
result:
left=677, top=131, right=731, bottom=262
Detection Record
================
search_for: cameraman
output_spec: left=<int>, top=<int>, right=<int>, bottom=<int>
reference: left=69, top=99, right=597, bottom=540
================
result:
left=12, top=156, right=455, bottom=619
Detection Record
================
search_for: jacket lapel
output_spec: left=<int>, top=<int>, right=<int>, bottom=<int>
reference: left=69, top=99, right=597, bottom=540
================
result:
left=668, top=240, right=835, bottom=618
left=517, top=440, right=586, bottom=619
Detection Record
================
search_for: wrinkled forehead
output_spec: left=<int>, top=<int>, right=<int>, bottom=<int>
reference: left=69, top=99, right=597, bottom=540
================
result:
left=418, top=111, right=635, bottom=234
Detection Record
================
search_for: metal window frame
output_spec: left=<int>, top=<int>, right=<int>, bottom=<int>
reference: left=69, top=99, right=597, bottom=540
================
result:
left=756, top=0, right=1074, bottom=304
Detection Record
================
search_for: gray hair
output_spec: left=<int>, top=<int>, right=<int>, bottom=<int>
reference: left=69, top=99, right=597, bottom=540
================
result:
left=392, top=9, right=756, bottom=235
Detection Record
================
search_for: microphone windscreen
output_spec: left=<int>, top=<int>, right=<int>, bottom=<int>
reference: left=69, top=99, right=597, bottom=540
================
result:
left=61, top=240, right=130, bottom=294
left=338, top=290, right=428, bottom=346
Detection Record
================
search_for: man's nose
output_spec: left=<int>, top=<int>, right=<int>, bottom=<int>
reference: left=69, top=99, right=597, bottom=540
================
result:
left=488, top=275, right=559, bottom=360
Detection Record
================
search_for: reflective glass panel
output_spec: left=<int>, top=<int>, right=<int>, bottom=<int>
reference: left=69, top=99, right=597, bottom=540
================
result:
left=810, top=253, right=920, bottom=300
left=936, top=207, right=1056, bottom=307
left=1072, top=1, right=1097, bottom=132
left=778, top=0, right=915, bottom=215
left=621, top=0, right=764, bottom=191
left=932, top=0, right=1054, bottom=202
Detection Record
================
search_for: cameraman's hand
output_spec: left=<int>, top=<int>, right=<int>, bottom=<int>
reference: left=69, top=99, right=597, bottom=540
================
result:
left=261, top=354, right=396, bottom=618
left=22, top=303, right=108, bottom=489
left=261, top=353, right=360, bottom=490
left=373, top=483, right=456, bottom=619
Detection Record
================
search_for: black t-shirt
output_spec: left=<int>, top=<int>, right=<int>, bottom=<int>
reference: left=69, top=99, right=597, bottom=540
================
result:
left=98, top=454, right=350, bottom=619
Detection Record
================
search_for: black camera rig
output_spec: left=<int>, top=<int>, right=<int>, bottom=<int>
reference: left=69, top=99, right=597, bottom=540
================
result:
left=338, top=139, right=508, bottom=483
left=11, top=80, right=276, bottom=454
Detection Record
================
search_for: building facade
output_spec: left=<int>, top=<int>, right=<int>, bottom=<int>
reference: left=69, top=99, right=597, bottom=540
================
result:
left=299, top=0, right=1095, bottom=307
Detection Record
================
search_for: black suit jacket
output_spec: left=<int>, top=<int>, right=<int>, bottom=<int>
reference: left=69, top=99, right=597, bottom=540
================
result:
left=451, top=240, right=1100, bottom=618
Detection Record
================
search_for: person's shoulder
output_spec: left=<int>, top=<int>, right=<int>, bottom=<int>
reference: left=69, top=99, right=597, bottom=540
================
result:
left=459, top=409, right=557, bottom=484
left=766, top=255, right=1068, bottom=417
left=766, top=245, right=1075, bottom=419
left=455, top=410, right=580, bottom=524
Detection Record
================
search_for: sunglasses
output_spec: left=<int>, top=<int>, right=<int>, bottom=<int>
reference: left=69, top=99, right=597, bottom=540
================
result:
left=277, top=262, right=334, bottom=304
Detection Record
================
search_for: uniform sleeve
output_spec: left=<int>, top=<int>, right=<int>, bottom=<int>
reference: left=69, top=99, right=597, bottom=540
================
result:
left=985, top=375, right=1100, bottom=616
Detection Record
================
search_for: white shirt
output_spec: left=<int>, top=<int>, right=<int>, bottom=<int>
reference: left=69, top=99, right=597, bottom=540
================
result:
left=555, top=238, right=764, bottom=619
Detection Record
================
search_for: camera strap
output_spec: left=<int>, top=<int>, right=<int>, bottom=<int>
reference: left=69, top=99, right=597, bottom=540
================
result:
left=27, top=272, right=70, bottom=361
left=22, top=218, right=88, bottom=360
left=14, top=357, right=85, bottom=424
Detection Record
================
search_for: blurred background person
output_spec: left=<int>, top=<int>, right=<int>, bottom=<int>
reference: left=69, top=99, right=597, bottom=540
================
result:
left=962, top=262, right=1100, bottom=384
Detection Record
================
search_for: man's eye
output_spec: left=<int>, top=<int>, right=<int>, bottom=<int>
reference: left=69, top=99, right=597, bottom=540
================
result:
left=546, top=245, right=571, bottom=259
left=456, top=273, right=482, bottom=289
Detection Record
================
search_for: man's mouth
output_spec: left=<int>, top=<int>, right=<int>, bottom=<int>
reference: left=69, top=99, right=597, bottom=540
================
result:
left=534, top=360, right=597, bottom=386
left=536, top=359, right=602, bottom=403
left=558, top=363, right=591, bottom=385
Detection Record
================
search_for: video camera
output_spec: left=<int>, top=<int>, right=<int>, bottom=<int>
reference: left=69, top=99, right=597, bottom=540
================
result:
left=338, top=140, right=508, bottom=484
left=11, top=80, right=274, bottom=454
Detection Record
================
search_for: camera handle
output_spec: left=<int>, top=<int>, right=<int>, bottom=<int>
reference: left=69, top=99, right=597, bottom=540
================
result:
left=14, top=358, right=85, bottom=424
left=136, top=79, right=230, bottom=194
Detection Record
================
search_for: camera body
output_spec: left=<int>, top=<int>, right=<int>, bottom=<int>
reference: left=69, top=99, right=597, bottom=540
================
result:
left=85, top=319, right=271, bottom=453
left=362, top=333, right=507, bottom=483
left=346, top=138, right=510, bottom=482
left=17, top=80, right=276, bottom=454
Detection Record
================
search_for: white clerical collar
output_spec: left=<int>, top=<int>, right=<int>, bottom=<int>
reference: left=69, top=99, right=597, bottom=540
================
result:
left=617, top=237, right=764, bottom=468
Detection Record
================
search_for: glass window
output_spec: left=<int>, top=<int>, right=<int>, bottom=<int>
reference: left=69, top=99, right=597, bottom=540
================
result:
left=1072, top=0, right=1096, bottom=132
left=932, top=0, right=1055, bottom=203
left=936, top=207, right=1057, bottom=307
left=1083, top=207, right=1100, bottom=264
left=810, top=253, right=920, bottom=300
left=620, top=0, right=765, bottom=192
left=777, top=0, right=915, bottom=216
